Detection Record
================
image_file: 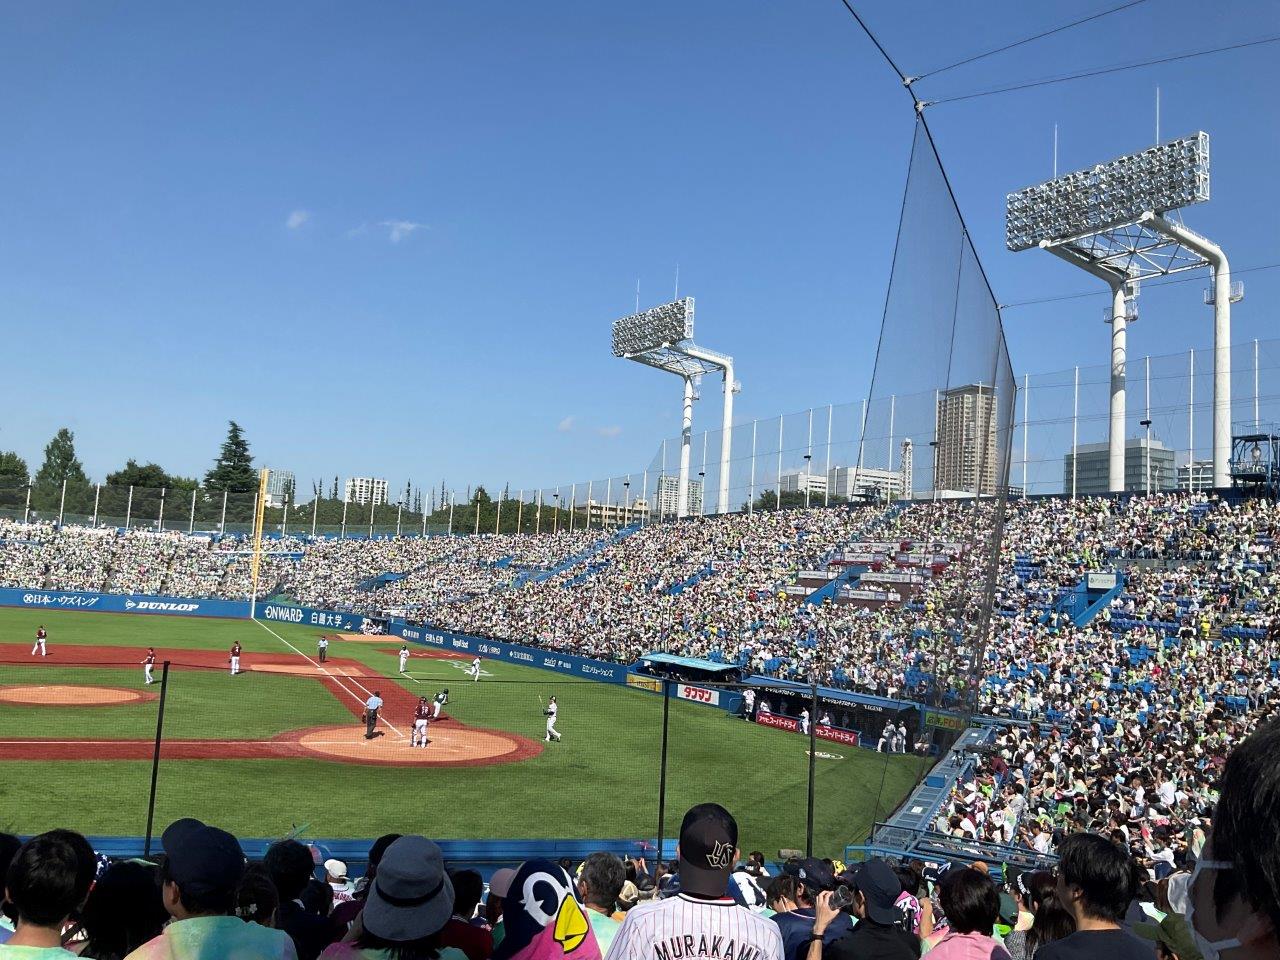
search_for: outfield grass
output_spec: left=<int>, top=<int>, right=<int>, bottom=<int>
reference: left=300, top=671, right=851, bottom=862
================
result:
left=0, top=608, right=922, bottom=855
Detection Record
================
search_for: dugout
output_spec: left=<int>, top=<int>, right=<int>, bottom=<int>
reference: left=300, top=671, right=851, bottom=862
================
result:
left=746, top=676, right=920, bottom=745
left=632, top=652, right=743, bottom=685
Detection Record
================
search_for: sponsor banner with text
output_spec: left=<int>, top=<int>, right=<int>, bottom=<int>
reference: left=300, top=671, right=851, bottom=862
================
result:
left=755, top=712, right=799, bottom=733
left=0, top=587, right=249, bottom=618
left=816, top=724, right=862, bottom=747
left=676, top=684, right=722, bottom=706
left=258, top=603, right=376, bottom=632
left=384, top=621, right=628, bottom=684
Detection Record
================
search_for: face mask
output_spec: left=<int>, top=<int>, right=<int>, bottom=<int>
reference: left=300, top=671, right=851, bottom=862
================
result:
left=1184, top=859, right=1241, bottom=960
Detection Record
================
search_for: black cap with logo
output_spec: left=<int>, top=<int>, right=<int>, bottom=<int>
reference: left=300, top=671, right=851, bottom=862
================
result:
left=677, top=803, right=739, bottom=897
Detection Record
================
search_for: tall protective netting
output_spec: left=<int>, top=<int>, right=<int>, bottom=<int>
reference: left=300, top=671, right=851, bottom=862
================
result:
left=858, top=118, right=1017, bottom=725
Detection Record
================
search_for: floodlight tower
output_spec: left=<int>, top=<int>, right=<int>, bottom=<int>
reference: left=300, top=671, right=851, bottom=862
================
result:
left=611, top=298, right=740, bottom=517
left=1006, top=132, right=1236, bottom=490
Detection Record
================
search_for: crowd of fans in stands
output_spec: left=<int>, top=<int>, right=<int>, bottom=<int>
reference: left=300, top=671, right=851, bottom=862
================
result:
left=2, top=491, right=1278, bottom=872
left=3, top=716, right=1279, bottom=960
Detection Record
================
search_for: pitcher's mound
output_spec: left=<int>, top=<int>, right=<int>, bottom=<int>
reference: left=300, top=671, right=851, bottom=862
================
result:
left=290, top=723, right=543, bottom=767
left=0, top=685, right=156, bottom=707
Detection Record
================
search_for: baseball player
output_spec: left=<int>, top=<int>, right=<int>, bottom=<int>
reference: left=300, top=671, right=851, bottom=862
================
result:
left=363, top=690, right=383, bottom=740
left=317, top=635, right=329, bottom=663
left=398, top=645, right=410, bottom=674
left=819, top=711, right=832, bottom=727
left=544, top=695, right=561, bottom=742
left=412, top=697, right=431, bottom=748
left=142, top=648, right=156, bottom=685
left=229, top=641, right=242, bottom=676
left=740, top=688, right=756, bottom=721
left=468, top=655, right=482, bottom=682
left=432, top=688, right=448, bottom=719
left=799, top=707, right=810, bottom=736
left=31, top=626, right=47, bottom=657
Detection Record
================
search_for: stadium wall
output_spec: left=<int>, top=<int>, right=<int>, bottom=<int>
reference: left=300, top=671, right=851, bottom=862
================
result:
left=0, top=587, right=249, bottom=618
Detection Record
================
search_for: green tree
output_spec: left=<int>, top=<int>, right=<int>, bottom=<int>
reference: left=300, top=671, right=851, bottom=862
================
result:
left=203, top=421, right=256, bottom=492
left=0, top=451, right=29, bottom=487
left=472, top=485, right=492, bottom=505
left=106, top=460, right=171, bottom=489
left=32, top=428, right=89, bottom=508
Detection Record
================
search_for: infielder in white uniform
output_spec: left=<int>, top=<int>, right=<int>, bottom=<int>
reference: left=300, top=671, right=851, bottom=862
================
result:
left=398, top=645, right=410, bottom=673
left=544, top=695, right=561, bottom=742
left=432, top=688, right=448, bottom=719
left=143, top=648, right=156, bottom=685
left=468, top=656, right=482, bottom=681
left=800, top=708, right=810, bottom=736
left=31, top=626, right=47, bottom=657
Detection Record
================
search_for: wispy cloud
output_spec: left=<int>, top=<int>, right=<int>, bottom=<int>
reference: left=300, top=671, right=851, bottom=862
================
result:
left=557, top=416, right=576, bottom=433
left=379, top=219, right=426, bottom=243
left=597, top=425, right=622, bottom=438
left=285, top=209, right=310, bottom=230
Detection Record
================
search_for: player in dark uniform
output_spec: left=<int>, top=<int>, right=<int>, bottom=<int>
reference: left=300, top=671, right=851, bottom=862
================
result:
left=412, top=697, right=431, bottom=747
left=229, top=641, right=242, bottom=676
left=31, top=626, right=47, bottom=657
left=432, top=688, right=448, bottom=719
left=143, top=648, right=156, bottom=684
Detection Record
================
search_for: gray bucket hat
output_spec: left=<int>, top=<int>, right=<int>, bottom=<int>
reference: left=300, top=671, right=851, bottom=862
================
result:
left=361, top=836, right=455, bottom=942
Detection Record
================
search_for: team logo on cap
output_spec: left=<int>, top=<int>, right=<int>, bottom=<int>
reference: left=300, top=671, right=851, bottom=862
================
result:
left=705, top=841, right=734, bottom=869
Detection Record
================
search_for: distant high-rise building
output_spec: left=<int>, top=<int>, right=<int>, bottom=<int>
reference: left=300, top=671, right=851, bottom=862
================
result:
left=780, top=470, right=828, bottom=497
left=827, top=465, right=902, bottom=502
left=934, top=384, right=1000, bottom=496
left=344, top=477, right=389, bottom=507
left=654, top=475, right=703, bottom=518
left=1178, top=459, right=1214, bottom=492
left=264, top=469, right=294, bottom=509
left=1063, top=439, right=1176, bottom=496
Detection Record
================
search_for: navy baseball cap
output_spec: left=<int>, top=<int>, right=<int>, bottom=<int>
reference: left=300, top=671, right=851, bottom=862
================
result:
left=785, top=857, right=836, bottom=892
left=849, top=859, right=902, bottom=925
left=160, top=818, right=245, bottom=897
left=677, top=804, right=738, bottom=897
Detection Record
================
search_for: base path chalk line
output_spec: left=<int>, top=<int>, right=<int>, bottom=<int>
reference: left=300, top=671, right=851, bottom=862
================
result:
left=252, top=619, right=406, bottom=739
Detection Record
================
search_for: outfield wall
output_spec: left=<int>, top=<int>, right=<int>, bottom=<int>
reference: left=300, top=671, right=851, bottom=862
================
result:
left=0, top=587, right=250, bottom=618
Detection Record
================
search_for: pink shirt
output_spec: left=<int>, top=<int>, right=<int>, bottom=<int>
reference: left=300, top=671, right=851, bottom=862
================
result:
left=924, top=930, right=1012, bottom=960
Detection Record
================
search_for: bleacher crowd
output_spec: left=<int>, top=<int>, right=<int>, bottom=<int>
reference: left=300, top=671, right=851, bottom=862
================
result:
left=2, top=491, right=1278, bottom=872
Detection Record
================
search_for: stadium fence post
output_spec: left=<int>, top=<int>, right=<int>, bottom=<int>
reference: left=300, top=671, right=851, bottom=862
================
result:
left=23, top=485, right=30, bottom=524
left=143, top=661, right=171, bottom=857
left=806, top=681, right=817, bottom=857
left=188, top=488, right=196, bottom=534
left=58, top=479, right=66, bottom=525
left=315, top=497, right=321, bottom=538
left=220, top=490, right=228, bottom=534
left=92, top=484, right=100, bottom=526
left=125, top=485, right=133, bottom=528
left=656, top=680, right=671, bottom=868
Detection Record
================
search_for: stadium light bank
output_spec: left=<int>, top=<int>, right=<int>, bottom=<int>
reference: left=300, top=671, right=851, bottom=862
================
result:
left=611, top=298, right=739, bottom=517
left=1006, top=131, right=1239, bottom=491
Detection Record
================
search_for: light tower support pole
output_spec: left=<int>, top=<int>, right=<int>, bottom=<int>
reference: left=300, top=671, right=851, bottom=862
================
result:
left=678, top=376, right=694, bottom=518
left=1144, top=213, right=1232, bottom=487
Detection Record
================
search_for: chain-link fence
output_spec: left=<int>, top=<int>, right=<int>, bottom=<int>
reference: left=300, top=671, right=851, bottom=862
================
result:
left=0, top=658, right=930, bottom=858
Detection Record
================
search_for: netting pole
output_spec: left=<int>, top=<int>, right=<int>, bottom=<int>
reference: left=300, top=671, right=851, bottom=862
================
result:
left=776, top=418, right=784, bottom=511
left=220, top=490, right=228, bottom=535
left=887, top=395, right=895, bottom=475
left=125, top=486, right=134, bottom=529
left=660, top=441, right=667, bottom=522
left=313, top=497, right=320, bottom=538
left=535, top=490, right=542, bottom=535
left=824, top=405, right=833, bottom=507
left=397, top=502, right=403, bottom=537
left=1021, top=374, right=1029, bottom=497
left=474, top=496, right=480, bottom=536
left=804, top=408, right=813, bottom=509
left=58, top=479, right=66, bottom=526
left=583, top=483, right=590, bottom=529
left=604, top=479, right=611, bottom=527
left=421, top=502, right=427, bottom=537
left=806, top=680, right=818, bottom=857
left=188, top=488, right=196, bottom=534
left=655, top=680, right=671, bottom=868
left=1255, top=338, right=1260, bottom=426
left=447, top=494, right=454, bottom=535
left=517, top=490, right=524, bottom=533
left=749, top=420, right=757, bottom=515
left=143, top=660, right=171, bottom=857
left=1071, top=366, right=1079, bottom=498
left=340, top=498, right=348, bottom=539
left=282, top=497, right=289, bottom=537
left=495, top=495, right=502, bottom=534
left=158, top=487, right=166, bottom=532
left=23, top=485, right=30, bottom=524
left=640, top=473, right=647, bottom=526
left=1188, top=349, right=1196, bottom=478
left=368, top=500, right=375, bottom=538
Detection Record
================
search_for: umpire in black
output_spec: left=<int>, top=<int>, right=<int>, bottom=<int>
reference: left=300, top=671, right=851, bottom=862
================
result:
left=364, top=690, right=383, bottom=739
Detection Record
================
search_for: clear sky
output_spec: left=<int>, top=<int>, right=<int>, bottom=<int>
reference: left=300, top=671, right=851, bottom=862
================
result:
left=2, top=1, right=1277, bottom=496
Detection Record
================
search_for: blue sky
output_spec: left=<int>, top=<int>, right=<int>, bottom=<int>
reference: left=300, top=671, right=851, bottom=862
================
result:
left=2, top=1, right=1277, bottom=496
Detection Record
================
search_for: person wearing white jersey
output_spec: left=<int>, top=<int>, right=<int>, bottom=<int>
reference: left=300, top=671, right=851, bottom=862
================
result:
left=800, top=708, right=810, bottom=736
left=544, top=696, right=561, bottom=742
left=468, top=656, right=482, bottom=681
left=606, top=803, right=783, bottom=960
left=142, top=647, right=156, bottom=685
left=398, top=645, right=410, bottom=673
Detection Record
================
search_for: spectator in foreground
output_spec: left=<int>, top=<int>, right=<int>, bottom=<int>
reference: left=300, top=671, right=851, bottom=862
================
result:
left=236, top=864, right=281, bottom=928
left=1182, top=716, right=1280, bottom=960
left=925, top=868, right=1010, bottom=960
left=125, top=818, right=295, bottom=960
left=331, top=835, right=401, bottom=934
left=607, top=804, right=781, bottom=960
left=492, top=860, right=598, bottom=960
left=265, top=840, right=335, bottom=960
left=483, top=869, right=516, bottom=950
left=76, top=860, right=168, bottom=960
left=0, top=832, right=24, bottom=945
left=324, top=862, right=355, bottom=907
left=439, top=871, right=491, bottom=960
left=0, top=830, right=96, bottom=960
left=772, top=859, right=851, bottom=960
left=1002, top=871, right=1073, bottom=960
left=577, top=853, right=625, bottom=953
left=319, top=836, right=462, bottom=960
left=814, top=860, right=918, bottom=960
left=1042, top=833, right=1153, bottom=960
